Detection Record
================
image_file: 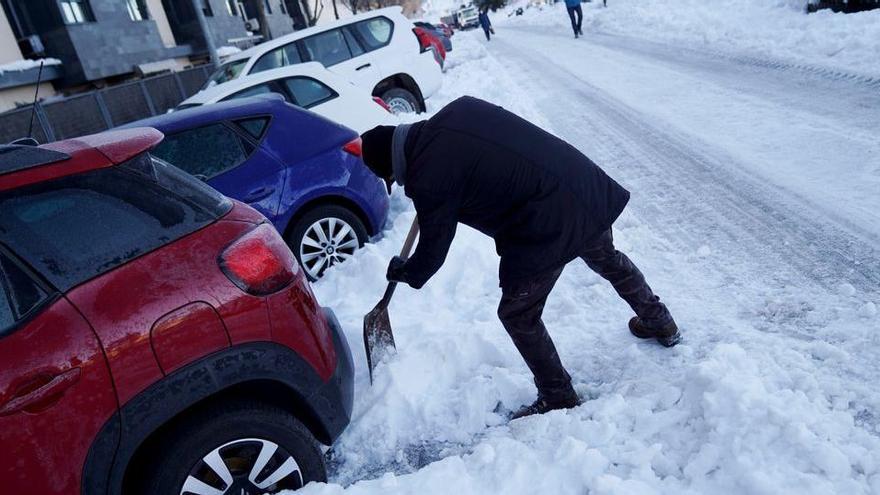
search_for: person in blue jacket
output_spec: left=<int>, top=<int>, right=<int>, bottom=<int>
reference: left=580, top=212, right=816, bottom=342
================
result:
left=565, top=0, right=584, bottom=38
left=478, top=8, right=493, bottom=41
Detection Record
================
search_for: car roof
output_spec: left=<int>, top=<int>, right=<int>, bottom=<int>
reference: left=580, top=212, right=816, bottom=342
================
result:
left=223, top=7, right=405, bottom=65
left=183, top=62, right=344, bottom=105
left=0, top=128, right=163, bottom=192
left=121, top=94, right=296, bottom=134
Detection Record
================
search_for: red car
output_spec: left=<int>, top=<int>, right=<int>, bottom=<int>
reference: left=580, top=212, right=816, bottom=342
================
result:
left=0, top=128, right=353, bottom=495
left=413, top=26, right=447, bottom=68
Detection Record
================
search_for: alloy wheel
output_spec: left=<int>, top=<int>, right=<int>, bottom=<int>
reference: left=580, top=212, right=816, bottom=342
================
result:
left=299, top=217, right=359, bottom=279
left=179, top=438, right=303, bottom=495
left=386, top=97, right=416, bottom=114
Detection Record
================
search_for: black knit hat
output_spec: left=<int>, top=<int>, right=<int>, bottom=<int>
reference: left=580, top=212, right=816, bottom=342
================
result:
left=361, top=125, right=395, bottom=183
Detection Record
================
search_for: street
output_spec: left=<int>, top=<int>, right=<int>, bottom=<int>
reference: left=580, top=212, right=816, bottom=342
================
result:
left=308, top=24, right=880, bottom=494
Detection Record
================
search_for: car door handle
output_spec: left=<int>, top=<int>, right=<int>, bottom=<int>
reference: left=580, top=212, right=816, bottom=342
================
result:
left=243, top=187, right=275, bottom=202
left=355, top=63, right=371, bottom=71
left=0, top=368, right=81, bottom=416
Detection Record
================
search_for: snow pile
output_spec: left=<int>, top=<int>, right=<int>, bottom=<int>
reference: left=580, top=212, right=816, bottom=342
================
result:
left=0, top=58, right=61, bottom=75
left=499, top=0, right=880, bottom=76
left=280, top=32, right=880, bottom=495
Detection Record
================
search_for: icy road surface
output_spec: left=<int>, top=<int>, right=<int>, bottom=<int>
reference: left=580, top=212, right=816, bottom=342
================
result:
left=297, top=23, right=880, bottom=495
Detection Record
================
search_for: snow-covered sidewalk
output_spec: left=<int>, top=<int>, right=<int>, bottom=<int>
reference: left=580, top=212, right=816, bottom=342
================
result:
left=499, top=0, right=880, bottom=77
left=292, top=21, right=880, bottom=495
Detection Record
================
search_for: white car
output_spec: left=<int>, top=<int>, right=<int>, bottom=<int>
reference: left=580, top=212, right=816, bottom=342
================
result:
left=179, top=63, right=396, bottom=134
left=204, top=7, right=442, bottom=114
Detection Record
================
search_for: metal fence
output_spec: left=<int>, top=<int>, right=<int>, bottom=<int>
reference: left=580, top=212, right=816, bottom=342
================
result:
left=0, top=65, right=213, bottom=144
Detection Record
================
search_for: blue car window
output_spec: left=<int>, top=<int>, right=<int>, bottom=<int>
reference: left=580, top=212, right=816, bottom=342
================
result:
left=283, top=77, right=336, bottom=109
left=236, top=117, right=270, bottom=140
left=152, top=124, right=251, bottom=179
left=300, top=29, right=351, bottom=67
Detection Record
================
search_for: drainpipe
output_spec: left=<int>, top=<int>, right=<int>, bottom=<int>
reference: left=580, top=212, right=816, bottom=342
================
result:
left=192, top=0, right=220, bottom=68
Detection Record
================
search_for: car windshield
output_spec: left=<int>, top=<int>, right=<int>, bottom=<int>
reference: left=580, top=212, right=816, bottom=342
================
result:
left=205, top=59, right=248, bottom=88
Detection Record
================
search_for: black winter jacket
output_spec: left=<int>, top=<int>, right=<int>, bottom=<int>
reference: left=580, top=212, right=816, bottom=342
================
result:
left=400, top=96, right=630, bottom=288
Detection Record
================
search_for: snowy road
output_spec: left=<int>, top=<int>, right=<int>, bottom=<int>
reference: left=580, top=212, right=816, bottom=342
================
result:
left=300, top=26, right=880, bottom=495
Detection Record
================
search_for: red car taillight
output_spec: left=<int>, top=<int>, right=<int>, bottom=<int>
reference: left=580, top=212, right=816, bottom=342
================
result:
left=343, top=137, right=362, bottom=156
left=220, top=224, right=298, bottom=295
left=372, top=96, right=392, bottom=113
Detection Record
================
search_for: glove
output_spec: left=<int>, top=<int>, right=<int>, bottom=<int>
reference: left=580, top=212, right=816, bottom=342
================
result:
left=386, top=256, right=408, bottom=284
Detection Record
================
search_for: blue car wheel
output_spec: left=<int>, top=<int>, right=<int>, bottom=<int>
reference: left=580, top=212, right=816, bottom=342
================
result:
left=287, top=205, right=368, bottom=281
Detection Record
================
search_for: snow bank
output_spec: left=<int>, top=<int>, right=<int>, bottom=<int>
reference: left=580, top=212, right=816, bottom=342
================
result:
left=499, top=0, right=880, bottom=76
left=0, top=58, right=61, bottom=75
left=280, top=32, right=880, bottom=495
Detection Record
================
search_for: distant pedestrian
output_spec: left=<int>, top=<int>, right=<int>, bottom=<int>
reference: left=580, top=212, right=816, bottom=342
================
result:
left=479, top=8, right=493, bottom=41
left=565, top=0, right=583, bottom=38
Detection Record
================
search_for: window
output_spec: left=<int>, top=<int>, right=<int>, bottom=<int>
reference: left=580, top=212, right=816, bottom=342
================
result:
left=0, top=252, right=48, bottom=334
left=226, top=83, right=276, bottom=101
left=279, top=0, right=287, bottom=14
left=60, top=0, right=95, bottom=24
left=152, top=124, right=253, bottom=180
left=300, top=29, right=352, bottom=67
left=283, top=77, right=336, bottom=108
left=126, top=0, right=149, bottom=21
left=201, top=0, right=214, bottom=17
left=264, top=0, right=272, bottom=14
left=0, top=154, right=230, bottom=291
left=342, top=27, right=365, bottom=57
left=0, top=276, right=13, bottom=333
left=206, top=59, right=248, bottom=87
left=352, top=17, right=393, bottom=51
left=251, top=44, right=302, bottom=74
left=236, top=117, right=270, bottom=140
left=226, top=0, right=239, bottom=15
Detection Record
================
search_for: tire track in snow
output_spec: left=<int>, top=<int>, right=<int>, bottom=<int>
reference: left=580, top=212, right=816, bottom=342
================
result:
left=489, top=33, right=880, bottom=432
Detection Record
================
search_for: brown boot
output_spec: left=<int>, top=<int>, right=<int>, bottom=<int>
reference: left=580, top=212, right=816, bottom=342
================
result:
left=629, top=317, right=681, bottom=347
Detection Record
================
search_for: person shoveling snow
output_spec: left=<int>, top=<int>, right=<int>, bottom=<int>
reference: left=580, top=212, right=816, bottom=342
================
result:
left=360, top=96, right=680, bottom=420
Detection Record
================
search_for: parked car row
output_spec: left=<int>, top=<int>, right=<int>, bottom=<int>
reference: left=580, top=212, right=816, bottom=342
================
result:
left=0, top=8, right=456, bottom=494
left=203, top=7, right=443, bottom=115
left=0, top=128, right=353, bottom=494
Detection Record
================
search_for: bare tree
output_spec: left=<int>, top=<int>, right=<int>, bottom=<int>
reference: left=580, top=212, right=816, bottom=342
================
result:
left=299, top=0, right=324, bottom=25
left=340, top=0, right=362, bottom=14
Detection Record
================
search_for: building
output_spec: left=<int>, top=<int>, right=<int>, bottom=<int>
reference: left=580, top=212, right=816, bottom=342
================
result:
left=0, top=4, right=59, bottom=110
left=0, top=0, right=308, bottom=111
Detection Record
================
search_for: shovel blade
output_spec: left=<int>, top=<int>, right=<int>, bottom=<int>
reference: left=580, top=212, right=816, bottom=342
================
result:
left=363, top=303, right=397, bottom=383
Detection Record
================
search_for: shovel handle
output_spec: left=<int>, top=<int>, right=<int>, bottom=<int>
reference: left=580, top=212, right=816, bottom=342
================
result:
left=381, top=216, right=420, bottom=306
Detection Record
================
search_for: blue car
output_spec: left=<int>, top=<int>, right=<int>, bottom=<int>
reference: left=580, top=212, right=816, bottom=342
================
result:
left=124, top=95, right=389, bottom=280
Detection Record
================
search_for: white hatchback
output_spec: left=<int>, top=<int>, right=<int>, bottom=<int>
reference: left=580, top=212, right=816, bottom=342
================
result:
left=204, top=7, right=443, bottom=114
left=179, top=62, right=396, bottom=134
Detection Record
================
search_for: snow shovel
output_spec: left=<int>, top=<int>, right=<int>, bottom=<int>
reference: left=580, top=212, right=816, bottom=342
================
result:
left=363, top=217, right=420, bottom=384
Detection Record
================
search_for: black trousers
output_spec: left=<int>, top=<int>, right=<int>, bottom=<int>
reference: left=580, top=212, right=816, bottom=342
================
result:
left=482, top=26, right=491, bottom=41
left=566, top=5, right=583, bottom=35
left=497, top=229, right=672, bottom=401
